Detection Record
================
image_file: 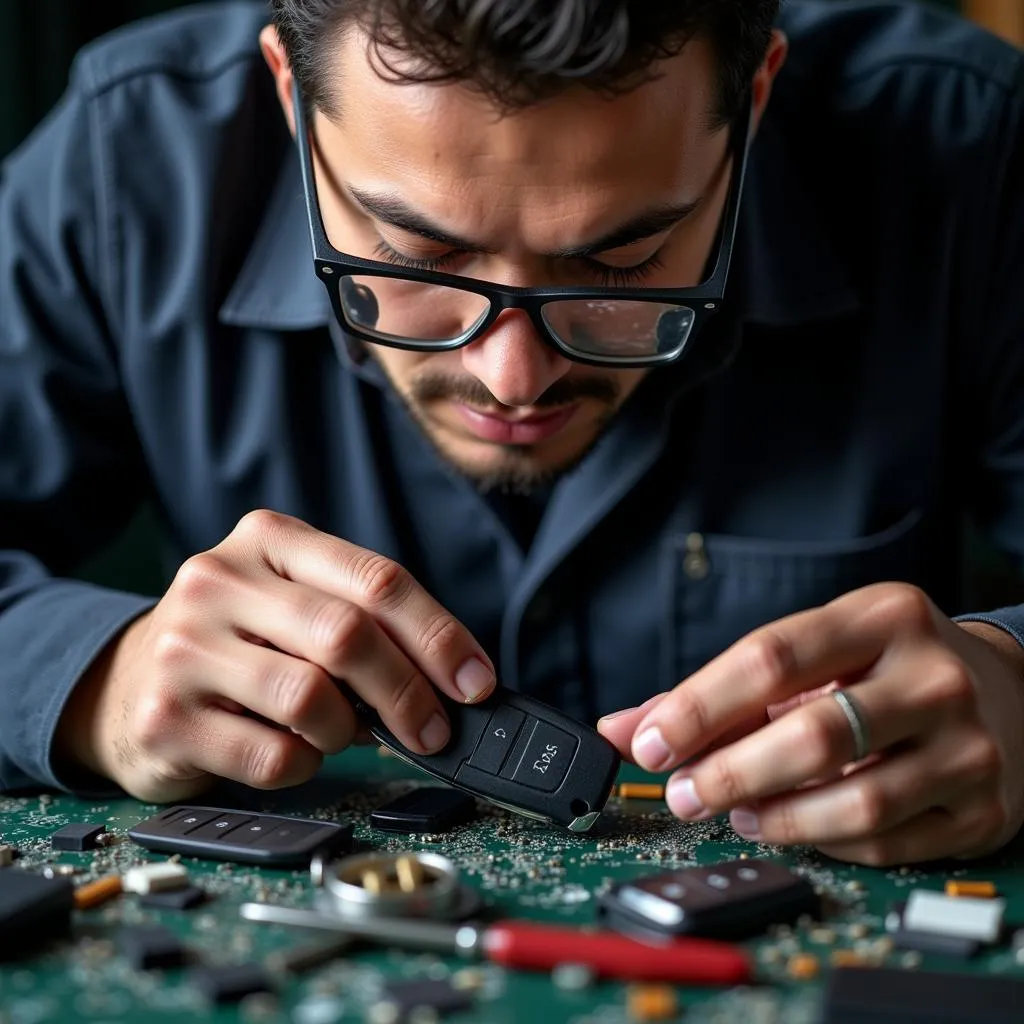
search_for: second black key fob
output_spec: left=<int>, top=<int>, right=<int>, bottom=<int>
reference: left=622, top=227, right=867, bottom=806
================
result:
left=599, top=858, right=820, bottom=940
left=344, top=687, right=620, bottom=832
left=128, top=807, right=354, bottom=867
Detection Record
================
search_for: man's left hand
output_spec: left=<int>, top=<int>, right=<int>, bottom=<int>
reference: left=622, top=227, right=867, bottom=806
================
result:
left=598, top=583, right=1024, bottom=866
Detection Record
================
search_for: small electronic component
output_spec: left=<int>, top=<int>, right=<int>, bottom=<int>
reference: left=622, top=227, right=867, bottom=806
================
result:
left=821, top=966, right=1024, bottom=1023
left=127, top=806, right=354, bottom=866
left=116, top=925, right=189, bottom=971
left=264, top=936, right=354, bottom=975
left=599, top=858, right=819, bottom=940
left=139, top=885, right=208, bottom=911
left=370, top=786, right=477, bottom=833
left=189, top=963, right=276, bottom=1004
left=312, top=850, right=481, bottom=922
left=0, top=844, right=17, bottom=867
left=379, top=978, right=475, bottom=1020
left=891, top=927, right=980, bottom=959
left=901, top=889, right=1005, bottom=944
left=786, top=953, right=820, bottom=980
left=51, top=823, right=106, bottom=852
left=0, top=869, right=75, bottom=959
left=625, top=984, right=678, bottom=1021
left=73, top=875, right=123, bottom=910
left=615, top=783, right=666, bottom=800
left=945, top=879, right=997, bottom=898
left=122, top=862, right=189, bottom=894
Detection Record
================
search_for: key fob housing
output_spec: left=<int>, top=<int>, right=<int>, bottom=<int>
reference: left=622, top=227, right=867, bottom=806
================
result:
left=349, top=688, right=619, bottom=832
left=599, top=858, right=820, bottom=940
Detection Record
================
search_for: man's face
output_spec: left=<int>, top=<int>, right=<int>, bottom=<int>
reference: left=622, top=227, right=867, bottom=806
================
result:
left=299, top=32, right=739, bottom=492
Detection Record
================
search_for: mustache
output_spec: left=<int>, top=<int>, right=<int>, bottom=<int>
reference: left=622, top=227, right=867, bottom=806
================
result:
left=409, top=373, right=620, bottom=409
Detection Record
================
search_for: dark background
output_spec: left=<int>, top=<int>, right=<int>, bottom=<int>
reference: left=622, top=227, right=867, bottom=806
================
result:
left=1, top=0, right=1019, bottom=607
left=0, top=0, right=964, bottom=159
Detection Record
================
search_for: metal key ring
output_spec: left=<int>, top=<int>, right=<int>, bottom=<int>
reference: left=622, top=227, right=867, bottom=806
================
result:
left=310, top=850, right=482, bottom=922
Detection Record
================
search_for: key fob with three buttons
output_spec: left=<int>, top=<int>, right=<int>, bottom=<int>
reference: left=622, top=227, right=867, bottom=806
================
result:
left=127, top=807, right=354, bottom=866
left=599, top=858, right=820, bottom=940
left=345, top=687, right=620, bottom=832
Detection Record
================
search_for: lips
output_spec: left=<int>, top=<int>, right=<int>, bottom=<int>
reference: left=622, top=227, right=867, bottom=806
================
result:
left=453, top=403, right=578, bottom=445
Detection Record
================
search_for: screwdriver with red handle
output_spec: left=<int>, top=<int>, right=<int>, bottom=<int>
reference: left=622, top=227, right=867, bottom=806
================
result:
left=239, top=902, right=751, bottom=984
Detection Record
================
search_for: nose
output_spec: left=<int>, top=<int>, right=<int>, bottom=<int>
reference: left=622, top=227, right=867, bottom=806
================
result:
left=460, top=310, right=572, bottom=407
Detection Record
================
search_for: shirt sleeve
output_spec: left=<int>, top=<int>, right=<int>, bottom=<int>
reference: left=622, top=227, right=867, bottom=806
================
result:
left=0, top=65, right=157, bottom=795
left=955, top=62, right=1024, bottom=644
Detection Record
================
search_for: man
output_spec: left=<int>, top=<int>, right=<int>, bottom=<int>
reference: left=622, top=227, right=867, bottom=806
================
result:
left=1, top=0, right=1022, bottom=867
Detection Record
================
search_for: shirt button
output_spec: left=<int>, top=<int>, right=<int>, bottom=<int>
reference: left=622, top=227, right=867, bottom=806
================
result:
left=683, top=532, right=710, bottom=580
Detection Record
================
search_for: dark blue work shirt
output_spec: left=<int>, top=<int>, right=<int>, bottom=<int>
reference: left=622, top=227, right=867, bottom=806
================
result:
left=1, top=1, right=1022, bottom=794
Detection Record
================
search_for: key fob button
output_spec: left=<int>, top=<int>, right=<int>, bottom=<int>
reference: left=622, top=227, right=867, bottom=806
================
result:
left=505, top=720, right=578, bottom=792
left=468, top=707, right=527, bottom=775
left=184, top=814, right=258, bottom=842
left=162, top=810, right=224, bottom=834
left=251, top=822, right=324, bottom=851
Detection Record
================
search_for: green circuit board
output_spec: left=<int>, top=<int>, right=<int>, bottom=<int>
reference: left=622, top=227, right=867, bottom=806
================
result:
left=2, top=748, right=1023, bottom=1024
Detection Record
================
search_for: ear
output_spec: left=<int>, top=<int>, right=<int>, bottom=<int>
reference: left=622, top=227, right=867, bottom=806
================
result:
left=750, top=29, right=788, bottom=135
left=260, top=25, right=297, bottom=138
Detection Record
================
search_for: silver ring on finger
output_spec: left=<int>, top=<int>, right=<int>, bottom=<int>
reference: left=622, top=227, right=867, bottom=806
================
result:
left=831, top=688, right=871, bottom=762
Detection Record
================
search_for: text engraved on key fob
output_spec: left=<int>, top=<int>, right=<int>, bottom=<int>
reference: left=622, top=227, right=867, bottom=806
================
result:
left=468, top=706, right=526, bottom=774
left=505, top=720, right=578, bottom=792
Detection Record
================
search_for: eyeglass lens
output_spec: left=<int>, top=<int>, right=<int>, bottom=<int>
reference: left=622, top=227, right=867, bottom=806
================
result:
left=338, top=275, right=696, bottom=360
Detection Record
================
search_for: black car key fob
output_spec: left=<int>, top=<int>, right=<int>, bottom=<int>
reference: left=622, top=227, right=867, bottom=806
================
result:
left=345, top=687, right=620, bottom=832
left=599, top=858, right=820, bottom=941
left=127, top=806, right=354, bottom=867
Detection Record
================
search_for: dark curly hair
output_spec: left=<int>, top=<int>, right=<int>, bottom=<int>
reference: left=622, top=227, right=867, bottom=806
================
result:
left=270, top=0, right=779, bottom=128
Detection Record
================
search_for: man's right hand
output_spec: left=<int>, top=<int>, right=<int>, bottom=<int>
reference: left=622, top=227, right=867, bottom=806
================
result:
left=54, top=510, right=496, bottom=802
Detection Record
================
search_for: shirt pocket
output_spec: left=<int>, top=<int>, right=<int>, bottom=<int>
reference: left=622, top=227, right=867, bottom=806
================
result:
left=667, top=508, right=924, bottom=683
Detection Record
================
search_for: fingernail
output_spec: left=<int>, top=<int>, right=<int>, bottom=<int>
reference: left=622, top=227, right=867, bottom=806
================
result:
left=598, top=705, right=638, bottom=723
left=730, top=808, right=761, bottom=839
left=419, top=712, right=450, bottom=752
left=633, top=726, right=673, bottom=772
left=666, top=775, right=706, bottom=819
left=454, top=657, right=494, bottom=702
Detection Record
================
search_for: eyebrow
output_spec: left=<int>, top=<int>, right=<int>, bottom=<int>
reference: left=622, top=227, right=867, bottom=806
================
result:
left=346, top=185, right=701, bottom=259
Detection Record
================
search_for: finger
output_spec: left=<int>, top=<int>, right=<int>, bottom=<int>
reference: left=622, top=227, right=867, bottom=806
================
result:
left=198, top=637, right=359, bottom=755
left=815, top=807, right=964, bottom=867
left=629, top=592, right=913, bottom=772
left=597, top=693, right=668, bottom=756
left=669, top=676, right=943, bottom=818
left=209, top=574, right=451, bottom=754
left=188, top=708, right=325, bottom=790
left=601, top=696, right=767, bottom=768
left=724, top=740, right=976, bottom=847
left=233, top=511, right=496, bottom=702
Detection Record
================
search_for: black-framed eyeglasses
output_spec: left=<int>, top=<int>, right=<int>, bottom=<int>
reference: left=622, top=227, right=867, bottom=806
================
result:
left=294, top=82, right=752, bottom=369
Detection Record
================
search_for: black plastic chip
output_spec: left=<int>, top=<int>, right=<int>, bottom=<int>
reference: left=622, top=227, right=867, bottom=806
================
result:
left=139, top=885, right=208, bottom=910
left=190, top=963, right=275, bottom=1003
left=0, top=870, right=74, bottom=960
left=823, top=966, right=1024, bottom=1023
left=382, top=978, right=475, bottom=1019
left=892, top=927, right=980, bottom=959
left=51, top=823, right=106, bottom=851
left=117, top=925, right=189, bottom=971
left=370, top=787, right=477, bottom=833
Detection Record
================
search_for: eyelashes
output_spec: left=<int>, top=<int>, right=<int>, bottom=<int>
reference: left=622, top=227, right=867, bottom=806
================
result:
left=371, top=240, right=667, bottom=287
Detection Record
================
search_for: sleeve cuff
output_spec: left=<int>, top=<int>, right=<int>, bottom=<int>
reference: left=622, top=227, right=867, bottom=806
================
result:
left=0, top=579, right=157, bottom=795
left=954, top=608, right=1024, bottom=651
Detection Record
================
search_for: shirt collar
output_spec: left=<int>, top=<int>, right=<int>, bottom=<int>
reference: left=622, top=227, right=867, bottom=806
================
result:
left=219, top=101, right=859, bottom=336
left=218, top=149, right=331, bottom=331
